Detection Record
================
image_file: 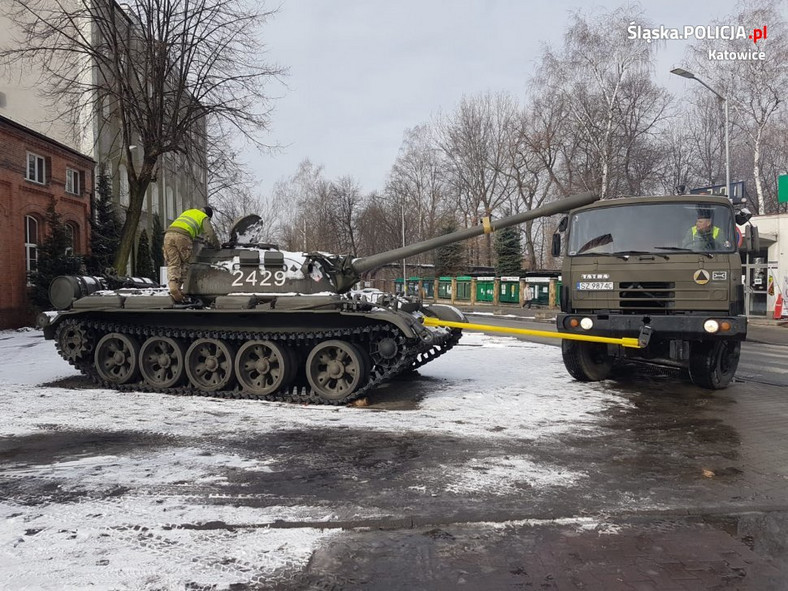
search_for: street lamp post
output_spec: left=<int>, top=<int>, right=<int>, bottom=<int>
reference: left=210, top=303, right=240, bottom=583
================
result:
left=671, top=68, right=731, bottom=200
left=401, top=203, right=406, bottom=295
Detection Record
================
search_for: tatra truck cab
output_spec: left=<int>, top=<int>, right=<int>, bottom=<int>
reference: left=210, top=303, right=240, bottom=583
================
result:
left=553, top=195, right=752, bottom=389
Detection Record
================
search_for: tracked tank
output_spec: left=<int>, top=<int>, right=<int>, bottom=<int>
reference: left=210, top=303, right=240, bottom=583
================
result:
left=42, top=192, right=598, bottom=405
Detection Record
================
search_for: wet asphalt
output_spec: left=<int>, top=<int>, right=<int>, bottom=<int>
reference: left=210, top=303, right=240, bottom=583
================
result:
left=5, top=311, right=788, bottom=590
left=274, top=310, right=788, bottom=590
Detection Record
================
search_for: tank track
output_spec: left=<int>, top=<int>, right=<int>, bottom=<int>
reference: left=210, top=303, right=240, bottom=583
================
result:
left=54, top=318, right=462, bottom=406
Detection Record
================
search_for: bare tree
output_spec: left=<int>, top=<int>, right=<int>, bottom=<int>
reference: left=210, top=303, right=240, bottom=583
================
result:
left=2, top=0, right=283, bottom=273
left=327, top=176, right=363, bottom=255
left=658, top=116, right=700, bottom=195
left=498, top=105, right=560, bottom=270
left=384, top=124, right=451, bottom=266
left=436, top=93, right=517, bottom=266
left=616, top=75, right=672, bottom=196
left=685, top=0, right=788, bottom=214
left=271, top=161, right=369, bottom=255
left=355, top=192, right=399, bottom=256
left=271, top=159, right=330, bottom=251
left=538, top=6, right=658, bottom=199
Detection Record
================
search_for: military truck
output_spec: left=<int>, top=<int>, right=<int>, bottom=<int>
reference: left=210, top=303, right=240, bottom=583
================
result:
left=552, top=195, right=752, bottom=389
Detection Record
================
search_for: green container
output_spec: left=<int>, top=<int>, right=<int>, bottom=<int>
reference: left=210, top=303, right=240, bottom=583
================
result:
left=437, top=278, right=452, bottom=299
left=421, top=278, right=435, bottom=298
left=535, top=284, right=550, bottom=305
left=500, top=280, right=519, bottom=303
left=475, top=279, right=494, bottom=302
left=455, top=276, right=471, bottom=301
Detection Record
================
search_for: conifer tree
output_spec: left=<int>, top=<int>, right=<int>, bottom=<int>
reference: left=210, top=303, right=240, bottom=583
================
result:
left=495, top=226, right=523, bottom=276
left=87, top=173, right=121, bottom=275
left=29, top=199, right=83, bottom=309
left=136, top=229, right=154, bottom=280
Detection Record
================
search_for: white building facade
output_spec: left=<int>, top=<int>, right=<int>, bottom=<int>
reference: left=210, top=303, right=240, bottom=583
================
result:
left=747, top=213, right=788, bottom=319
left=0, top=4, right=208, bottom=271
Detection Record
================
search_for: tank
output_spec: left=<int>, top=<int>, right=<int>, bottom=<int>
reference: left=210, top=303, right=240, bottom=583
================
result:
left=42, top=192, right=599, bottom=405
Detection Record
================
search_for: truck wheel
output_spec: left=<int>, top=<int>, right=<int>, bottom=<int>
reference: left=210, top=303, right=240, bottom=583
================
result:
left=688, top=341, right=741, bottom=390
left=561, top=340, right=613, bottom=382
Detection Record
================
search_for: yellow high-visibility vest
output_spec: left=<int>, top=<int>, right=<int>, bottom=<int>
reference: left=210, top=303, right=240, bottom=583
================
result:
left=692, top=226, right=720, bottom=239
left=168, top=209, right=208, bottom=239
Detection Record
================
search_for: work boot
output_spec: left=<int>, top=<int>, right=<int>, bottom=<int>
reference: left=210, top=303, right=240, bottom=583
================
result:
left=168, top=282, right=184, bottom=303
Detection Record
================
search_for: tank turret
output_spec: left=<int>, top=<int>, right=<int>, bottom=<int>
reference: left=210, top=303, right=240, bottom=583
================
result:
left=43, top=192, right=598, bottom=405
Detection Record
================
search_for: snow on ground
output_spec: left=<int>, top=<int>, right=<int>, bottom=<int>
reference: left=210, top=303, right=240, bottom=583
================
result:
left=0, top=328, right=630, bottom=589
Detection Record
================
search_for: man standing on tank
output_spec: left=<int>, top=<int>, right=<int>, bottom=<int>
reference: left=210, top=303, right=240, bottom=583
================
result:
left=163, top=206, right=220, bottom=302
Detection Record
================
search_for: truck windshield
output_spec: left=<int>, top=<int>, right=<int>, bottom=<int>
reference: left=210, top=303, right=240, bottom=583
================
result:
left=567, top=202, right=736, bottom=256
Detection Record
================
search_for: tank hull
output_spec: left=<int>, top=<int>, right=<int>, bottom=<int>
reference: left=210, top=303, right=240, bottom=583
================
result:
left=45, top=292, right=464, bottom=405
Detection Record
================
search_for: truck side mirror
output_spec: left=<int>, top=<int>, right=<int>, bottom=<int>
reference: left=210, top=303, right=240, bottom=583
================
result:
left=735, top=208, right=752, bottom=225
left=551, top=232, right=561, bottom=257
left=558, top=216, right=568, bottom=232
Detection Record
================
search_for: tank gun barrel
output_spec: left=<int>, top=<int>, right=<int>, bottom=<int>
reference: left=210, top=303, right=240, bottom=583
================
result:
left=352, top=191, right=598, bottom=275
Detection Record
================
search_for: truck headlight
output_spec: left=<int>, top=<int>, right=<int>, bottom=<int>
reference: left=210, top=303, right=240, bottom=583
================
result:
left=703, top=319, right=720, bottom=333
left=580, top=317, right=594, bottom=330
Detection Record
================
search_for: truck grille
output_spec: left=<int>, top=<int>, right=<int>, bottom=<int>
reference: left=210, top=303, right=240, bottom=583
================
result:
left=619, top=281, right=675, bottom=310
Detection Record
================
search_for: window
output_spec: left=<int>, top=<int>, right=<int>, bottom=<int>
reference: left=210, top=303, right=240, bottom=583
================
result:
left=25, top=215, right=38, bottom=274
left=567, top=202, right=736, bottom=256
left=26, top=152, right=46, bottom=184
left=65, top=168, right=81, bottom=195
left=64, top=223, right=77, bottom=256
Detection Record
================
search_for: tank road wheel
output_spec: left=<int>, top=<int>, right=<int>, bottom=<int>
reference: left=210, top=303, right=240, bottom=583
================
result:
left=689, top=340, right=741, bottom=390
left=235, top=340, right=295, bottom=396
left=561, top=339, right=614, bottom=382
left=140, top=336, right=186, bottom=388
left=306, top=340, right=369, bottom=401
left=56, top=321, right=93, bottom=362
left=94, top=333, right=140, bottom=384
left=185, top=338, right=235, bottom=392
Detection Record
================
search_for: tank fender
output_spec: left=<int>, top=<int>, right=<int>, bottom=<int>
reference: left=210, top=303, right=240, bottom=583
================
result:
left=422, top=304, right=468, bottom=324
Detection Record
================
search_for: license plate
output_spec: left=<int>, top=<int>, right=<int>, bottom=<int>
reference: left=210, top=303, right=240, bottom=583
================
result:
left=576, top=281, right=614, bottom=291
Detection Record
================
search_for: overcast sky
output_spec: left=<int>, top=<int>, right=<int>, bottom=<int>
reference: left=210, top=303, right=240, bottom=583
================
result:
left=250, top=0, right=756, bottom=198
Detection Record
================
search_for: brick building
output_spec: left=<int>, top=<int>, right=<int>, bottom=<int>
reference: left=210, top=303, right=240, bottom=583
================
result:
left=0, top=115, right=93, bottom=329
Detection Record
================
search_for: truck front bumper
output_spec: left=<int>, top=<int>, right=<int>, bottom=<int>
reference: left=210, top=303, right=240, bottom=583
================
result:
left=556, top=313, right=747, bottom=342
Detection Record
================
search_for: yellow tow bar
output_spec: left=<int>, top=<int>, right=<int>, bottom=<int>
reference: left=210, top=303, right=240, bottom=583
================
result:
left=422, top=317, right=644, bottom=349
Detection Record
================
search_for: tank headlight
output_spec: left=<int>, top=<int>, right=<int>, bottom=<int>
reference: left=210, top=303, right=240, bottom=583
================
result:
left=703, top=319, right=720, bottom=333
left=580, top=317, right=594, bottom=330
